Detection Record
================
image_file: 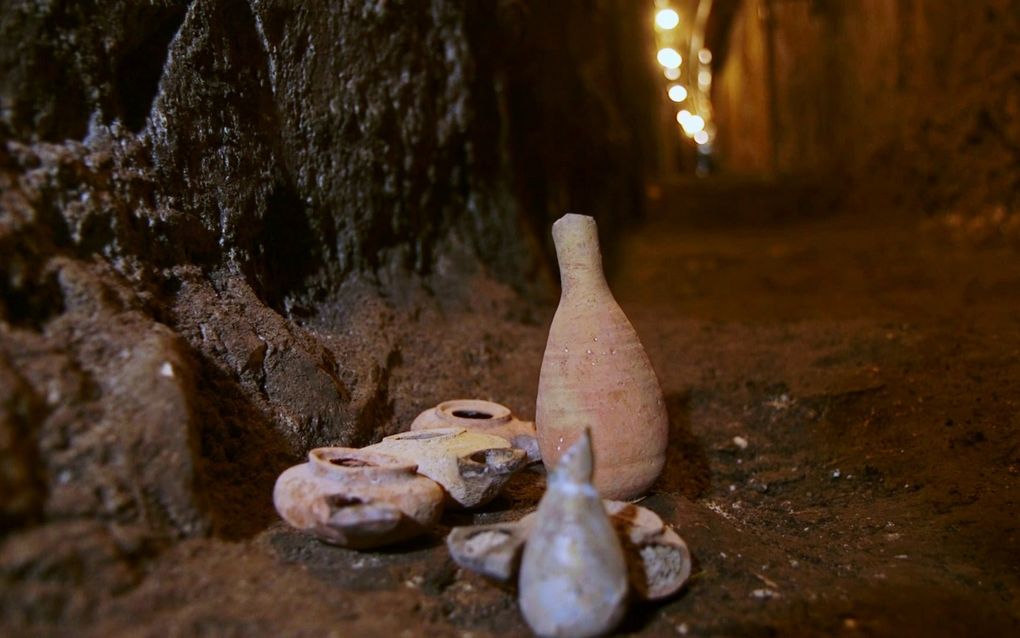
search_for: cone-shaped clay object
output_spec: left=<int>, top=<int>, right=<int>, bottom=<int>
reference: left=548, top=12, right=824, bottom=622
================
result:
left=536, top=213, right=668, bottom=500
left=519, top=431, right=628, bottom=638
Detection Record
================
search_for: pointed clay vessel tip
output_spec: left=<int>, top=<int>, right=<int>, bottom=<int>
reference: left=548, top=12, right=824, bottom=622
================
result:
left=555, top=429, right=593, bottom=484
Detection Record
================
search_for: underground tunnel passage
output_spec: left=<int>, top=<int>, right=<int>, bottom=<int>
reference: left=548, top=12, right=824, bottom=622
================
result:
left=1, top=0, right=1018, bottom=636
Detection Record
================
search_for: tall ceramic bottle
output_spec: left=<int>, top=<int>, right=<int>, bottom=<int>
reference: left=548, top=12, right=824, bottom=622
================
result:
left=535, top=213, right=668, bottom=500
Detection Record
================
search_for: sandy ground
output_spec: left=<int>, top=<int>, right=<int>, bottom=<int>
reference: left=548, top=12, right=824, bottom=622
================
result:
left=12, top=180, right=1020, bottom=637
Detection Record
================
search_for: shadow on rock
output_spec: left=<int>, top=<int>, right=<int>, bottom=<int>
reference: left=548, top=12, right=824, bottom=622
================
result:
left=189, top=347, right=295, bottom=540
left=266, top=524, right=452, bottom=593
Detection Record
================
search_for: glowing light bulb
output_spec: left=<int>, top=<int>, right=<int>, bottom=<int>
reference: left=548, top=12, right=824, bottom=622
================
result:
left=681, top=114, right=706, bottom=135
left=698, top=70, right=712, bottom=86
left=667, top=84, right=688, bottom=103
left=664, top=66, right=681, bottom=80
left=698, top=48, right=713, bottom=65
left=694, top=130, right=710, bottom=145
left=657, top=48, right=682, bottom=69
left=655, top=9, right=680, bottom=30
left=677, top=109, right=692, bottom=125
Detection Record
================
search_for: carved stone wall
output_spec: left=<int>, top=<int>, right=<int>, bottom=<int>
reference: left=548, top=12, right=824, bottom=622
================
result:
left=714, top=0, right=1020, bottom=216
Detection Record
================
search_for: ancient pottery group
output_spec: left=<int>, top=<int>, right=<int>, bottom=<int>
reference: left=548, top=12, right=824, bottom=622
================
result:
left=273, top=401, right=532, bottom=548
left=274, top=213, right=682, bottom=636
left=447, top=433, right=691, bottom=637
left=447, top=497, right=692, bottom=603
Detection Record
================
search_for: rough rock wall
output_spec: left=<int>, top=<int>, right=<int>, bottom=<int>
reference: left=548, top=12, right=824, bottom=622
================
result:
left=711, top=1, right=773, bottom=175
left=497, top=1, right=663, bottom=254
left=713, top=0, right=1020, bottom=216
left=0, top=0, right=659, bottom=555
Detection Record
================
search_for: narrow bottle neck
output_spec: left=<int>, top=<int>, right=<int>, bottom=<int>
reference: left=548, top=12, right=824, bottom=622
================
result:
left=558, top=260, right=610, bottom=297
left=553, top=214, right=609, bottom=297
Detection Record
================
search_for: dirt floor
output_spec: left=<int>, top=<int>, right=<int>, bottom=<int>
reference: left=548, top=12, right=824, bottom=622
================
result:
left=7, top=178, right=1020, bottom=637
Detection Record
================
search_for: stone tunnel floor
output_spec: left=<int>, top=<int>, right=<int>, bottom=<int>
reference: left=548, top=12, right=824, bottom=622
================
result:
left=9, top=183, right=1020, bottom=637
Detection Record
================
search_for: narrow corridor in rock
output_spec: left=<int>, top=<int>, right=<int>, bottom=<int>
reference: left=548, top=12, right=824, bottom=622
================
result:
left=1, top=1, right=1018, bottom=636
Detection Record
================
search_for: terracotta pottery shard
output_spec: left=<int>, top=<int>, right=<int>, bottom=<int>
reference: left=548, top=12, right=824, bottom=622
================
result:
left=536, top=213, right=668, bottom=501
left=604, top=500, right=692, bottom=600
left=518, top=431, right=628, bottom=638
left=410, top=399, right=541, bottom=463
left=273, top=447, right=443, bottom=549
left=364, top=427, right=527, bottom=508
left=446, top=517, right=534, bottom=582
